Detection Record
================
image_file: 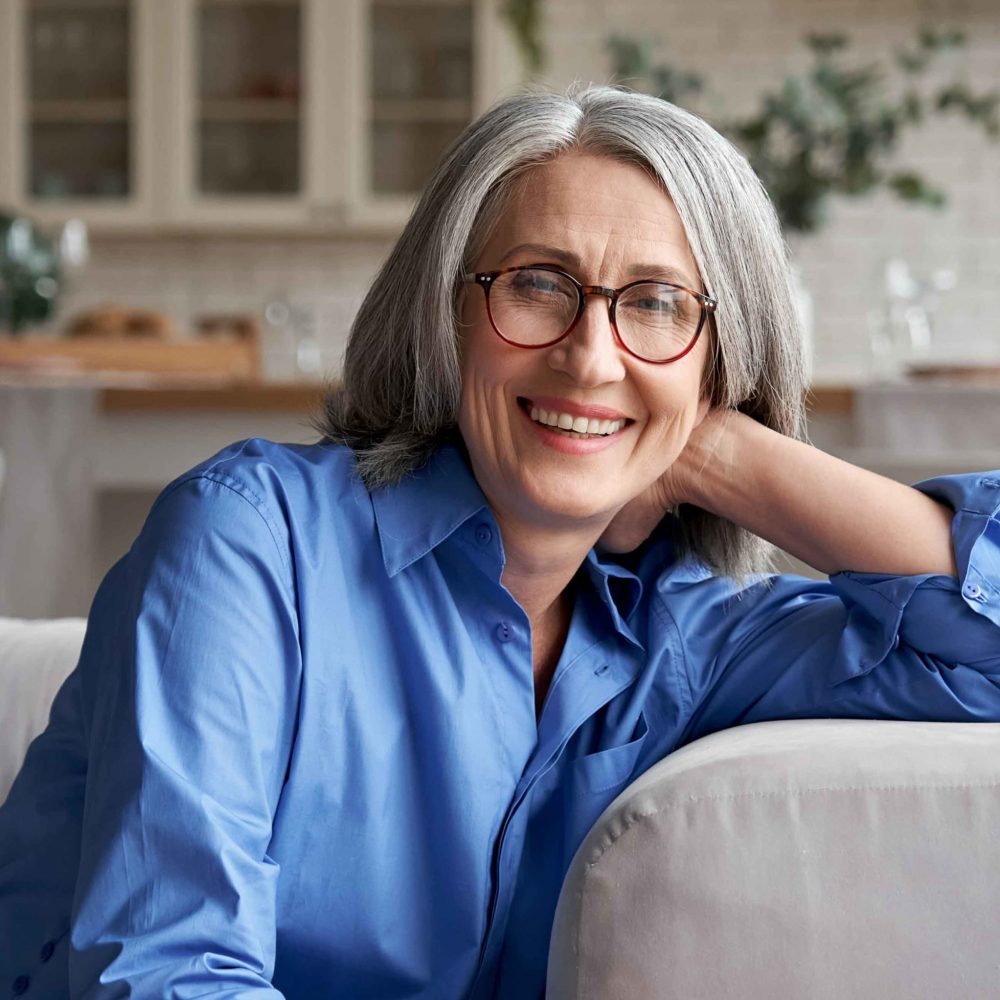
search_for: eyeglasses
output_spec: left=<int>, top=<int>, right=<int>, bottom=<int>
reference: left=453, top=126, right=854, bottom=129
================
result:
left=462, top=264, right=717, bottom=364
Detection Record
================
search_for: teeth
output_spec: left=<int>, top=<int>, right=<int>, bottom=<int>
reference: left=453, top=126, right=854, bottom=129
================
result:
left=526, top=403, right=626, bottom=437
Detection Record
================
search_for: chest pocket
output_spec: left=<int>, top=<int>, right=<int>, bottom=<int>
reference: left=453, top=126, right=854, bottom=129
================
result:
left=563, top=710, right=650, bottom=856
left=571, top=709, right=649, bottom=795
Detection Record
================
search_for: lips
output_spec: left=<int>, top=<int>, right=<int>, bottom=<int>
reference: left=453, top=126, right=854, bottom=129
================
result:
left=519, top=395, right=630, bottom=422
left=516, top=396, right=633, bottom=440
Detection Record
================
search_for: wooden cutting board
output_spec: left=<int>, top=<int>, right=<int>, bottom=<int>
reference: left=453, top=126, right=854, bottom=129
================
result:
left=906, top=363, right=1000, bottom=384
left=0, top=333, right=260, bottom=380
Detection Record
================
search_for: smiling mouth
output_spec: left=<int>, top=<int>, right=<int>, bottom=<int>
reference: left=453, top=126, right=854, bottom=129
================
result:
left=517, top=398, right=631, bottom=439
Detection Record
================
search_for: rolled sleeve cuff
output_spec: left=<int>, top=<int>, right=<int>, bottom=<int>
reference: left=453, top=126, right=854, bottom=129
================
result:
left=826, top=471, right=1000, bottom=684
left=914, top=471, right=1000, bottom=628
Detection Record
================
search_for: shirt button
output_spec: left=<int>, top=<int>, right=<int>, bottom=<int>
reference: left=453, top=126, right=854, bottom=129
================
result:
left=39, top=940, right=56, bottom=962
left=963, top=582, right=983, bottom=600
left=495, top=621, right=514, bottom=643
left=475, top=524, right=493, bottom=546
left=11, top=975, right=30, bottom=996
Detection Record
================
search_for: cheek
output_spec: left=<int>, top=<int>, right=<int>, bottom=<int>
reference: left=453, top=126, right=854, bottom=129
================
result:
left=459, top=300, right=529, bottom=392
left=459, top=325, right=501, bottom=398
left=643, top=368, right=705, bottom=436
left=459, top=285, right=498, bottom=367
left=457, top=322, right=518, bottom=449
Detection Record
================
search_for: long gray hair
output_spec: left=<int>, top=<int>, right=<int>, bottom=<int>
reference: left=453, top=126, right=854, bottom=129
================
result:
left=316, top=84, right=806, bottom=577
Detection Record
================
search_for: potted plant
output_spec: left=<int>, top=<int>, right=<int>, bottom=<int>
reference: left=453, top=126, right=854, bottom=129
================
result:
left=607, top=28, right=999, bottom=235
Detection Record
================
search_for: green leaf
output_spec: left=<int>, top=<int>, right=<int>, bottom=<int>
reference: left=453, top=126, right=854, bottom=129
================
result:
left=887, top=172, right=946, bottom=206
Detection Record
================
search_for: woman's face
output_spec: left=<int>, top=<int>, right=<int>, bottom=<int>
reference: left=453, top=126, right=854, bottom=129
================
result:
left=457, top=151, right=712, bottom=533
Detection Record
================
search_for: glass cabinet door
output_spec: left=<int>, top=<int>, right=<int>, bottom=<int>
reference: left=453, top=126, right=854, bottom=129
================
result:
left=25, top=0, right=134, bottom=202
left=368, top=0, right=474, bottom=196
left=194, top=0, right=304, bottom=199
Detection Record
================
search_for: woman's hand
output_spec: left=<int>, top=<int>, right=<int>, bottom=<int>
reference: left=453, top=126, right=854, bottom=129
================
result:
left=596, top=470, right=677, bottom=555
left=598, top=403, right=725, bottom=554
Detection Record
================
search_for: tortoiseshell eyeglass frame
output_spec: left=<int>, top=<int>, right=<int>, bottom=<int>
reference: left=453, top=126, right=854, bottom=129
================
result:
left=461, top=264, right=718, bottom=364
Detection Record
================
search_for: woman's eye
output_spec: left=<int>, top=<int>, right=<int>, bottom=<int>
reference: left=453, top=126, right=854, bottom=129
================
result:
left=634, top=295, right=675, bottom=313
left=513, top=272, right=563, bottom=294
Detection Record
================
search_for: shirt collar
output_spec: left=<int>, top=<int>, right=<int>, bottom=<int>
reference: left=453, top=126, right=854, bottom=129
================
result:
left=584, top=550, right=644, bottom=630
left=367, top=441, right=661, bottom=644
left=369, top=441, right=491, bottom=578
left=584, top=514, right=682, bottom=647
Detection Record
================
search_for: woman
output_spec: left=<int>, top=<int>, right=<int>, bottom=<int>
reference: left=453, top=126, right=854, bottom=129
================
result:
left=1, top=85, right=998, bottom=999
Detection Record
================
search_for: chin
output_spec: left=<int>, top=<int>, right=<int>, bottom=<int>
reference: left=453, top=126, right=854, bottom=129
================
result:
left=515, top=471, right=621, bottom=527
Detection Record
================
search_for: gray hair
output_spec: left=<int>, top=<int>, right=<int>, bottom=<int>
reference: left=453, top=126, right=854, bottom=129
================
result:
left=316, top=83, right=806, bottom=577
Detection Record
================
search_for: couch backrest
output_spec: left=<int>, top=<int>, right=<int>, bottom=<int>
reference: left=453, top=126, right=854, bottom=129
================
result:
left=0, top=617, right=86, bottom=803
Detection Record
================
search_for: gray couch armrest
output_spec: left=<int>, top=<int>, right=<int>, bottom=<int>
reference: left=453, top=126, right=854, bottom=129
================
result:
left=548, top=718, right=1000, bottom=1000
left=0, top=617, right=86, bottom=803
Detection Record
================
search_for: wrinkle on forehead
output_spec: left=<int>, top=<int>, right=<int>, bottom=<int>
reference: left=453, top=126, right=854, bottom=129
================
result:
left=494, top=152, right=700, bottom=285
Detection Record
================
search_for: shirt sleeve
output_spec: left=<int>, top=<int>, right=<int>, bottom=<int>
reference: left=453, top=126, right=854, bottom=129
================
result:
left=69, top=472, right=300, bottom=998
left=661, top=471, right=1000, bottom=749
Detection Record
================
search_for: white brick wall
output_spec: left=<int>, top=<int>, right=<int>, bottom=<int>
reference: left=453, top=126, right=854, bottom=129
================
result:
left=59, top=0, right=1000, bottom=382
left=56, top=236, right=393, bottom=380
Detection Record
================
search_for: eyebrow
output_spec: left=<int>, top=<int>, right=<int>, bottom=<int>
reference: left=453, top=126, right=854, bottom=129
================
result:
left=497, top=242, right=698, bottom=289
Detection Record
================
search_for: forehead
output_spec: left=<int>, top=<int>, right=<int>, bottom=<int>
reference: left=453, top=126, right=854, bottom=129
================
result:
left=486, top=151, right=698, bottom=279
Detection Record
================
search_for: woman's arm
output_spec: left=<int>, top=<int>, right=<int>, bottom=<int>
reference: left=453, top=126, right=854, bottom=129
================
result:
left=68, top=473, right=300, bottom=997
left=676, top=409, right=958, bottom=577
left=635, top=425, right=1000, bottom=745
left=599, top=411, right=1000, bottom=749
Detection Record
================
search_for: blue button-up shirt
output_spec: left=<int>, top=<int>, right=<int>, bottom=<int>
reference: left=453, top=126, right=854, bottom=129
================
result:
left=2, top=440, right=999, bottom=998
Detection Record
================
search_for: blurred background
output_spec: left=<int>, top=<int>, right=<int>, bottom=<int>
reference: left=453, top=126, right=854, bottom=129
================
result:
left=0, top=0, right=998, bottom=617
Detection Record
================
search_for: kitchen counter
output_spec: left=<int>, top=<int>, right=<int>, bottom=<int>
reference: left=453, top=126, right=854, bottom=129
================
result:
left=96, top=380, right=856, bottom=413
left=100, top=380, right=328, bottom=413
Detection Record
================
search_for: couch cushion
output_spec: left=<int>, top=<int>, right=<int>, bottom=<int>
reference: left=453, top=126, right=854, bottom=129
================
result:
left=548, top=718, right=1000, bottom=1000
left=0, top=617, right=86, bottom=803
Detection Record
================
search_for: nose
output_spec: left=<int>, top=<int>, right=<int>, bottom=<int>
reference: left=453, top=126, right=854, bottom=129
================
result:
left=546, top=291, right=627, bottom=387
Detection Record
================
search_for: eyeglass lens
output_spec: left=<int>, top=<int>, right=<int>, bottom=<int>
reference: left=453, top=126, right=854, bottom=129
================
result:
left=487, top=268, right=701, bottom=362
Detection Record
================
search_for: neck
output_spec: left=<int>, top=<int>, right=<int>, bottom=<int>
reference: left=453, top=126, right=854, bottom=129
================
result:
left=496, top=515, right=601, bottom=624
left=489, top=509, right=609, bottom=721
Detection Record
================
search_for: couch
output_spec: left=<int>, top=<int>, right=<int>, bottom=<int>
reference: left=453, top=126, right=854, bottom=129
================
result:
left=3, top=617, right=1000, bottom=998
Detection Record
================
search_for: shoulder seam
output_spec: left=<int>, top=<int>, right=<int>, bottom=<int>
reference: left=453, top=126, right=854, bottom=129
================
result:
left=153, top=471, right=294, bottom=591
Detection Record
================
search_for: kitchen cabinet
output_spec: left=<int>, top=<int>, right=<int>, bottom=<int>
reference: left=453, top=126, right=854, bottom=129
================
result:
left=0, top=0, right=524, bottom=233
left=0, top=0, right=160, bottom=228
